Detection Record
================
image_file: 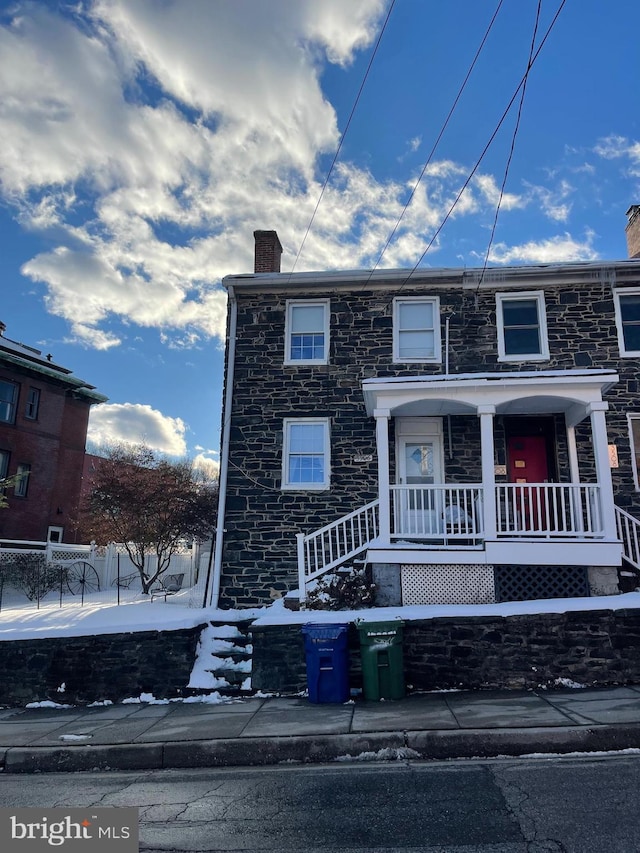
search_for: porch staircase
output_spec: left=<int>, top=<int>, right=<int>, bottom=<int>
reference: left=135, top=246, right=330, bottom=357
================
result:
left=187, top=619, right=254, bottom=698
left=295, top=501, right=640, bottom=603
left=615, top=505, right=640, bottom=590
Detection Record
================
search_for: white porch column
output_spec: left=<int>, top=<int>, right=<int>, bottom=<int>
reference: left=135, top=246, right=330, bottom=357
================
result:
left=478, top=405, right=497, bottom=539
left=565, top=422, right=583, bottom=533
left=374, top=408, right=391, bottom=542
left=589, top=402, right=617, bottom=540
left=566, top=423, right=580, bottom=483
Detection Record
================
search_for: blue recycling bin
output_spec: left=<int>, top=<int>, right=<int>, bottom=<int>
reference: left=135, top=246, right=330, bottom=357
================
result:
left=301, top=623, right=350, bottom=703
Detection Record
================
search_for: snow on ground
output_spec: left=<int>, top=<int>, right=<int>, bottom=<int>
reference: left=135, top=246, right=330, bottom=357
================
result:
left=1, top=587, right=640, bottom=641
left=252, top=591, right=640, bottom=625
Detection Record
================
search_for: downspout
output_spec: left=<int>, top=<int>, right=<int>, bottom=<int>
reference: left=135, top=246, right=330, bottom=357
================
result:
left=208, top=285, right=237, bottom=609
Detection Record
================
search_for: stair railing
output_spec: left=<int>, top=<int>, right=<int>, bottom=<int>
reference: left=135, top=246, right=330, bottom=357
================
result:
left=615, top=504, right=640, bottom=572
left=297, top=499, right=379, bottom=604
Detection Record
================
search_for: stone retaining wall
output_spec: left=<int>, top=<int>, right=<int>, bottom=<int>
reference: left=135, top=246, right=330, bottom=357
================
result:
left=0, top=626, right=205, bottom=706
left=251, top=609, right=640, bottom=694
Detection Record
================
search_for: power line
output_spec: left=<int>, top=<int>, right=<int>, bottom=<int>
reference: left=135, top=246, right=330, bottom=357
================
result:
left=475, top=0, right=543, bottom=293
left=288, top=0, right=397, bottom=277
left=366, top=0, right=506, bottom=282
left=375, top=0, right=567, bottom=306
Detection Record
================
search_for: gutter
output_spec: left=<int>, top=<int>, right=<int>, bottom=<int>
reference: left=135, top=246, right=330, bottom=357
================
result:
left=208, top=285, right=237, bottom=609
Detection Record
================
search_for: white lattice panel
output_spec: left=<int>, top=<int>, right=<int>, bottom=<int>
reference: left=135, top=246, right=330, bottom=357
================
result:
left=401, top=564, right=495, bottom=605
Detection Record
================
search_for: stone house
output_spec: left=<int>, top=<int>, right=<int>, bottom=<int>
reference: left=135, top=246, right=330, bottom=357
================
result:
left=210, top=217, right=640, bottom=610
left=0, top=323, right=107, bottom=543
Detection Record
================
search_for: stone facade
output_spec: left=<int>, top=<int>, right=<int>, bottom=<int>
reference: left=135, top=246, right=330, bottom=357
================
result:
left=0, top=626, right=204, bottom=706
left=219, top=264, right=640, bottom=607
left=251, top=609, right=640, bottom=695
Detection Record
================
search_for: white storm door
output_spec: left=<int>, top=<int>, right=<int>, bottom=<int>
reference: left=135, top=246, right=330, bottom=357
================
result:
left=396, top=419, right=444, bottom=536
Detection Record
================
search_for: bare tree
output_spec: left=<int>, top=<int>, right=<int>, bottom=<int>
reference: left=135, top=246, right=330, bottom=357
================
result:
left=81, top=444, right=217, bottom=594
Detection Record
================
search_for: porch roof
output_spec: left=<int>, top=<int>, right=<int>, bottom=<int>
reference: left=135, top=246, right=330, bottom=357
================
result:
left=362, top=369, right=619, bottom=424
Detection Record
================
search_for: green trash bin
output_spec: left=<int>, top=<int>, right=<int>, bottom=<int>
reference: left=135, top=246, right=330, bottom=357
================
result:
left=356, top=619, right=405, bottom=701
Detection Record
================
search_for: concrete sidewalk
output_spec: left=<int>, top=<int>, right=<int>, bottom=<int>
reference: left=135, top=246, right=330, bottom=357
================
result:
left=1, top=686, right=640, bottom=773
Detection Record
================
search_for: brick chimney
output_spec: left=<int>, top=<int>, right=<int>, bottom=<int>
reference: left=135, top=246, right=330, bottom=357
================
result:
left=254, top=230, right=283, bottom=273
left=626, top=206, right=640, bottom=259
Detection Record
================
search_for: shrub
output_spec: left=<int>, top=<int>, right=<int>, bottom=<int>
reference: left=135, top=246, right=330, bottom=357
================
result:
left=305, top=567, right=376, bottom=611
left=4, top=553, right=65, bottom=601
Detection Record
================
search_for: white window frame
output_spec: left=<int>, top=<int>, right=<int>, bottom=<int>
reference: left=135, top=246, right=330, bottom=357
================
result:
left=496, top=291, right=549, bottom=362
left=628, top=414, right=640, bottom=491
left=614, top=288, right=640, bottom=357
left=47, top=526, right=63, bottom=543
left=0, top=450, right=8, bottom=481
left=282, top=418, right=331, bottom=490
left=25, top=387, right=40, bottom=420
left=0, top=379, right=18, bottom=424
left=284, top=299, right=330, bottom=365
left=14, top=463, right=31, bottom=498
left=392, top=296, right=441, bottom=364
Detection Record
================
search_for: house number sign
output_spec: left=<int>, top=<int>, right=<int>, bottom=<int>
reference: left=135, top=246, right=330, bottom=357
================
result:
left=353, top=454, right=373, bottom=463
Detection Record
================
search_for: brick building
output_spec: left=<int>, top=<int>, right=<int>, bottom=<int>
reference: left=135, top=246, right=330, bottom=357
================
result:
left=0, top=324, right=107, bottom=543
left=210, top=220, right=640, bottom=610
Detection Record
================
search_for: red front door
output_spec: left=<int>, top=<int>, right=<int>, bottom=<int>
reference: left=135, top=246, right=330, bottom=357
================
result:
left=507, top=435, right=550, bottom=531
left=507, top=435, right=549, bottom=484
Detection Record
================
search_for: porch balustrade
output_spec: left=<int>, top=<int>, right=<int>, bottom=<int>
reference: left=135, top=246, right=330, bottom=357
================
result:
left=390, top=483, right=603, bottom=540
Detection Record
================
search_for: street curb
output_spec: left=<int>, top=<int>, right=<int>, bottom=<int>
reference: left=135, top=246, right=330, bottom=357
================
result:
left=4, top=723, right=640, bottom=773
left=406, top=722, right=640, bottom=759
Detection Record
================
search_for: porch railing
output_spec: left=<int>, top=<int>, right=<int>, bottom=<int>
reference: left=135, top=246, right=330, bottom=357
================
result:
left=296, top=499, right=379, bottom=602
left=615, top=504, right=640, bottom=571
left=390, top=485, right=483, bottom=542
left=496, top=483, right=602, bottom=538
left=389, top=483, right=603, bottom=540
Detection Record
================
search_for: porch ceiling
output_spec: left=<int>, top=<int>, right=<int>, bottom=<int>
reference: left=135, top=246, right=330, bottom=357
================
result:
left=362, top=369, right=619, bottom=422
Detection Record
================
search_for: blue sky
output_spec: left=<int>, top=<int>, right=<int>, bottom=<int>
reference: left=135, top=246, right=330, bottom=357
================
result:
left=1, top=0, right=638, bottom=473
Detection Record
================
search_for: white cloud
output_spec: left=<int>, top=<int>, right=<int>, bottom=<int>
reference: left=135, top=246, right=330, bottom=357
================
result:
left=1, top=1, right=611, bottom=353
left=594, top=135, right=640, bottom=179
left=525, top=179, right=574, bottom=223
left=473, top=174, right=524, bottom=211
left=192, top=453, right=220, bottom=482
left=488, top=231, right=599, bottom=265
left=87, top=403, right=187, bottom=456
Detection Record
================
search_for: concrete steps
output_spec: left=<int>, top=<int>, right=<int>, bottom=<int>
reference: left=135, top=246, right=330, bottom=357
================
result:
left=187, top=619, right=255, bottom=698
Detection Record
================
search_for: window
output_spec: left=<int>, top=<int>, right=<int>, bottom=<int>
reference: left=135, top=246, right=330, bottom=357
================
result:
left=0, top=450, right=8, bottom=481
left=25, top=388, right=40, bottom=420
left=0, top=380, right=18, bottom=423
left=496, top=292, right=549, bottom=361
left=14, top=463, right=31, bottom=498
left=284, top=301, right=329, bottom=364
left=629, top=415, right=640, bottom=490
left=614, top=289, right=640, bottom=356
left=393, top=297, right=441, bottom=362
left=282, top=419, right=330, bottom=490
left=47, top=526, right=63, bottom=543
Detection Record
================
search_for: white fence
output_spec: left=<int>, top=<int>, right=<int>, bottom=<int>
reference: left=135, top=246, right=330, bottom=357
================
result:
left=0, top=539, right=204, bottom=610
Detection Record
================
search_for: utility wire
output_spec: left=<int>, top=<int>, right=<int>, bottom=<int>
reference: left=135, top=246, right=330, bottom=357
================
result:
left=377, top=0, right=567, bottom=304
left=474, top=0, right=542, bottom=293
left=288, top=0, right=397, bottom=277
left=365, top=0, right=505, bottom=283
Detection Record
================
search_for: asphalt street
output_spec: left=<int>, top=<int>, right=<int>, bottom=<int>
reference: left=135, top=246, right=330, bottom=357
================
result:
left=1, top=756, right=639, bottom=852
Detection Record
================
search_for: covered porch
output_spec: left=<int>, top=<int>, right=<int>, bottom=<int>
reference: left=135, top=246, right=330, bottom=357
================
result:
left=361, top=369, right=622, bottom=570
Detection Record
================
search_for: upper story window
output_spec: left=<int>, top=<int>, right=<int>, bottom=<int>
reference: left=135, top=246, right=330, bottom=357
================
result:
left=0, top=450, right=8, bottom=480
left=284, top=300, right=330, bottom=365
left=25, top=388, right=40, bottom=420
left=14, top=463, right=31, bottom=498
left=629, top=415, right=640, bottom=491
left=614, top=289, right=640, bottom=356
left=282, top=418, right=330, bottom=490
left=393, top=297, right=441, bottom=363
left=0, top=380, right=18, bottom=423
left=496, top=291, right=549, bottom=361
